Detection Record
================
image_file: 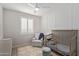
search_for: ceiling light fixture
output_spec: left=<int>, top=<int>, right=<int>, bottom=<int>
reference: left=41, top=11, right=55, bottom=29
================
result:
left=35, top=3, right=39, bottom=11
left=35, top=7, right=39, bottom=11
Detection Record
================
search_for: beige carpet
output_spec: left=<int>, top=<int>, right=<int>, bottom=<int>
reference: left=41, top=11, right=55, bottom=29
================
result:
left=12, top=46, right=60, bottom=56
left=12, top=46, right=42, bottom=56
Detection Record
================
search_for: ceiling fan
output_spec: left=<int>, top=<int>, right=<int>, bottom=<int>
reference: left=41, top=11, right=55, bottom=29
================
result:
left=27, top=3, right=50, bottom=11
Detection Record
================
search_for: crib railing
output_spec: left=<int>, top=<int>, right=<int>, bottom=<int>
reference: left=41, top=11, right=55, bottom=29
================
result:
left=52, top=30, right=77, bottom=56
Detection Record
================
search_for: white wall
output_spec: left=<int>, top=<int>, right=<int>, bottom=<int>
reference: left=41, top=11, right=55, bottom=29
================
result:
left=3, top=8, right=41, bottom=47
left=73, top=4, right=79, bottom=30
left=41, top=4, right=79, bottom=33
left=0, top=5, right=3, bottom=39
left=41, top=4, right=74, bottom=34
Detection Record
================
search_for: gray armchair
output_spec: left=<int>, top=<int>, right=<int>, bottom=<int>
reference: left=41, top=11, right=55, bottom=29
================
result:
left=32, top=33, right=44, bottom=47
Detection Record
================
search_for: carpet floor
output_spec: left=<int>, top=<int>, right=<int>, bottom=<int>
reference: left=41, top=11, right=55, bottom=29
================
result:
left=12, top=46, right=60, bottom=56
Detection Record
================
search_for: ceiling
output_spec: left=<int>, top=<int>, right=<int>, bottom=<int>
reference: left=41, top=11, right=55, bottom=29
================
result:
left=0, top=3, right=73, bottom=16
left=0, top=3, right=53, bottom=16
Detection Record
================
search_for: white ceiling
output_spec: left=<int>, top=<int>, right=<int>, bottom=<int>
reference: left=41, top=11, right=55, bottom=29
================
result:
left=0, top=3, right=53, bottom=16
left=0, top=3, right=73, bottom=16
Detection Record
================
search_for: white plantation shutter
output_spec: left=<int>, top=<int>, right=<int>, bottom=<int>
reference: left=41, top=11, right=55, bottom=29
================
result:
left=21, top=17, right=33, bottom=34
left=28, top=19, right=33, bottom=33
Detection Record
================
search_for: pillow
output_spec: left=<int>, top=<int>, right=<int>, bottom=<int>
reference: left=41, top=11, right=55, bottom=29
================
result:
left=35, top=33, right=40, bottom=39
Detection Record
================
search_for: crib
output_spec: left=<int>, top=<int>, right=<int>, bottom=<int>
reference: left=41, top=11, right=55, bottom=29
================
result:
left=50, top=30, right=77, bottom=56
left=0, top=38, right=12, bottom=56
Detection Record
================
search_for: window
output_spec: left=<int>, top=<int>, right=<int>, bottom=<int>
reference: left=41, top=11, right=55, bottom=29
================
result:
left=21, top=18, right=28, bottom=33
left=28, top=19, right=33, bottom=33
left=21, top=17, right=33, bottom=34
